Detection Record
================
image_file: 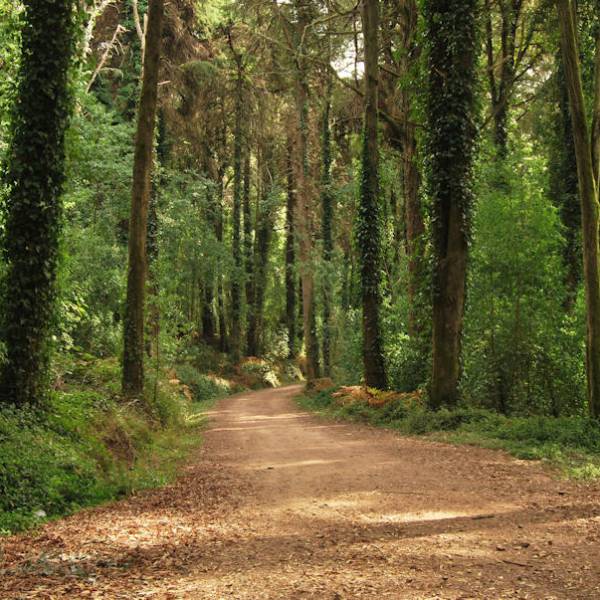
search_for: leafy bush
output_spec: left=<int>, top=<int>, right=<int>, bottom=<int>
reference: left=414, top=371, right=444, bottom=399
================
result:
left=175, top=363, right=231, bottom=402
left=239, top=358, right=280, bottom=388
left=462, top=150, right=586, bottom=415
left=0, top=357, right=206, bottom=534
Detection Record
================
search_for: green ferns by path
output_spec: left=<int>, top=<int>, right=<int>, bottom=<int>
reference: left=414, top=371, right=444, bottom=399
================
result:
left=297, top=388, right=600, bottom=479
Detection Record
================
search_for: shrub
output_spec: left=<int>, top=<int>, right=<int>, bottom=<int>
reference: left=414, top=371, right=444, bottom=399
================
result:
left=175, top=364, right=231, bottom=403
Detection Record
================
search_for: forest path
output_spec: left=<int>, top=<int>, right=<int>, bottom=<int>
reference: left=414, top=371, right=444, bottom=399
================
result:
left=2, top=385, right=600, bottom=599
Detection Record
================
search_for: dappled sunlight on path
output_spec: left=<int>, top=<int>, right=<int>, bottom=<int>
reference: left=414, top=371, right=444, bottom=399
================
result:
left=2, top=385, right=600, bottom=599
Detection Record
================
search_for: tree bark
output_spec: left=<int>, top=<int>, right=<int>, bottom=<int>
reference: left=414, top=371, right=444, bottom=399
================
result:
left=216, top=177, right=229, bottom=354
left=321, top=78, right=334, bottom=377
left=557, top=0, right=600, bottom=418
left=247, top=138, right=274, bottom=356
left=484, top=0, right=521, bottom=158
left=551, top=52, right=581, bottom=311
left=285, top=133, right=298, bottom=359
left=0, top=0, right=76, bottom=406
left=229, top=37, right=244, bottom=362
left=398, top=0, right=426, bottom=339
left=427, top=0, right=478, bottom=409
left=243, top=153, right=256, bottom=355
left=294, top=1, right=320, bottom=381
left=358, top=0, right=387, bottom=389
left=121, top=0, right=164, bottom=397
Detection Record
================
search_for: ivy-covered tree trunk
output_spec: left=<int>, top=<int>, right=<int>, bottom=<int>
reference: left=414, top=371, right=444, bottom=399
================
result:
left=247, top=138, right=275, bottom=356
left=285, top=133, right=297, bottom=359
left=550, top=52, right=581, bottom=311
left=243, top=153, right=255, bottom=355
left=557, top=0, right=600, bottom=418
left=358, top=0, right=387, bottom=389
left=145, top=110, right=168, bottom=358
left=200, top=160, right=221, bottom=349
left=321, top=80, right=334, bottom=377
left=216, top=177, right=229, bottom=354
left=426, top=0, right=478, bottom=409
left=0, top=0, right=76, bottom=406
left=230, top=41, right=244, bottom=362
left=122, top=0, right=164, bottom=397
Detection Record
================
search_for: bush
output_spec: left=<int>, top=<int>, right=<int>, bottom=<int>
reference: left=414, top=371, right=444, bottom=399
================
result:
left=239, top=358, right=280, bottom=388
left=175, top=363, right=231, bottom=403
left=0, top=356, right=206, bottom=534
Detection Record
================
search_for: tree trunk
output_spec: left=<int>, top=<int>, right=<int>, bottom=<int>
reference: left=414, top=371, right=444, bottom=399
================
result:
left=484, top=0, right=519, bottom=158
left=247, top=138, right=275, bottom=356
left=294, top=5, right=320, bottom=382
left=243, top=154, right=256, bottom=355
left=426, top=0, right=478, bottom=409
left=230, top=44, right=244, bottom=362
left=201, top=281, right=217, bottom=346
left=215, top=175, right=228, bottom=353
left=285, top=133, right=298, bottom=359
left=557, top=0, right=600, bottom=418
left=358, top=0, right=387, bottom=389
left=0, top=0, right=76, bottom=406
left=145, top=110, right=167, bottom=358
left=321, top=79, right=334, bottom=377
left=398, top=0, right=426, bottom=340
left=121, top=0, right=164, bottom=397
left=551, top=51, right=581, bottom=311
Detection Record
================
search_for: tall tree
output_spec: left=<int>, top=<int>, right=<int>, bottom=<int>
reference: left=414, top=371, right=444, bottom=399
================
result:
left=0, top=0, right=76, bottom=407
left=321, top=77, right=334, bottom=377
left=228, top=30, right=244, bottom=362
left=358, top=0, right=387, bottom=389
left=285, top=132, right=298, bottom=359
left=396, top=0, right=426, bottom=340
left=556, top=0, right=600, bottom=418
left=426, top=0, right=479, bottom=409
left=484, top=0, right=542, bottom=157
left=122, top=0, right=164, bottom=397
left=550, top=52, right=581, bottom=310
left=247, top=122, right=275, bottom=357
left=243, top=153, right=255, bottom=354
left=292, top=0, right=320, bottom=381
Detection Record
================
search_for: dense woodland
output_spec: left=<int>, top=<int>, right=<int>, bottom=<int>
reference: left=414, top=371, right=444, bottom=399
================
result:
left=0, top=0, right=600, bottom=529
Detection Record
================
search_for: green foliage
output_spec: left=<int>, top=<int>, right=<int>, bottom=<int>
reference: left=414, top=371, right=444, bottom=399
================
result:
left=0, top=0, right=21, bottom=158
left=58, top=90, right=134, bottom=354
left=240, top=358, right=281, bottom=388
left=0, top=0, right=77, bottom=406
left=175, top=363, right=232, bottom=402
left=0, top=356, right=202, bottom=534
left=424, top=0, right=479, bottom=248
left=462, top=146, right=586, bottom=415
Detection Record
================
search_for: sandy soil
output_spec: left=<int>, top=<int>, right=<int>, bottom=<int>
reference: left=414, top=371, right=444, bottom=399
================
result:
left=2, top=385, right=600, bottom=599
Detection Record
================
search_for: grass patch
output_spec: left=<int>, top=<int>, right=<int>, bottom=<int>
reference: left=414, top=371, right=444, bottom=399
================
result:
left=0, top=355, right=218, bottom=535
left=297, top=388, right=600, bottom=479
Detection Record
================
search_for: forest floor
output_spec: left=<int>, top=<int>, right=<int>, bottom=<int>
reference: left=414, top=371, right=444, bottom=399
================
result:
left=1, top=385, right=600, bottom=599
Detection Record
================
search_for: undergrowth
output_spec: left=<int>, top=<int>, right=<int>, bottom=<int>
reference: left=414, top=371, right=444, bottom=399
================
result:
left=297, top=387, right=600, bottom=479
left=0, top=355, right=222, bottom=535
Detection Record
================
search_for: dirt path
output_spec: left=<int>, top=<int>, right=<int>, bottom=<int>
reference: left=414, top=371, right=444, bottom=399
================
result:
left=2, top=385, right=600, bottom=599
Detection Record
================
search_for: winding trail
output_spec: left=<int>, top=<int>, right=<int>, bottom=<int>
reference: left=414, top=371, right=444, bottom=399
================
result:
left=2, top=385, right=600, bottom=599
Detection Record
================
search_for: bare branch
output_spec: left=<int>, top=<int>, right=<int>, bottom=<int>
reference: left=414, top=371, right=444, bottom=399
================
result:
left=81, top=0, right=115, bottom=58
left=86, top=24, right=126, bottom=92
left=132, top=0, right=146, bottom=60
